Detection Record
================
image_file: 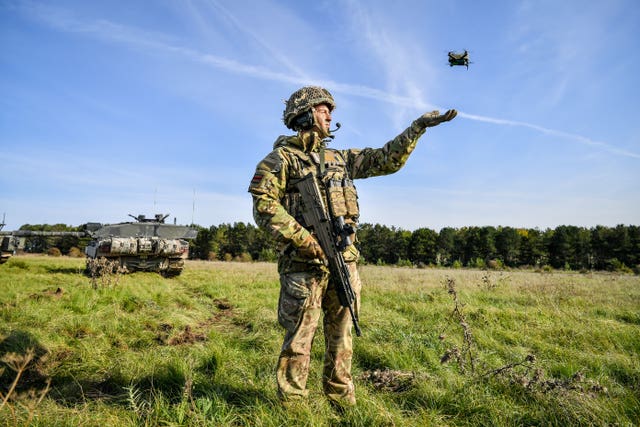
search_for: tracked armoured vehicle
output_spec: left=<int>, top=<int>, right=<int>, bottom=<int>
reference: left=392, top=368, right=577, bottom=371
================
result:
left=83, top=214, right=198, bottom=276
left=0, top=217, right=16, bottom=264
left=1, top=214, right=198, bottom=276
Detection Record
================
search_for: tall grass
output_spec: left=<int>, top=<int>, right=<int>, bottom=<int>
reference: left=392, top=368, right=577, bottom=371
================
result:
left=0, top=256, right=638, bottom=426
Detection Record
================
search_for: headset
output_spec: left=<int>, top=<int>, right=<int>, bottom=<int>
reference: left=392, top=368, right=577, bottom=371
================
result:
left=291, top=110, right=315, bottom=131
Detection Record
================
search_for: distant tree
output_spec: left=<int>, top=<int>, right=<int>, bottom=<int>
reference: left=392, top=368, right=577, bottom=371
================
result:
left=462, top=226, right=496, bottom=266
left=518, top=228, right=546, bottom=267
left=355, top=223, right=374, bottom=263
left=221, top=222, right=252, bottom=259
left=391, top=228, right=412, bottom=264
left=437, top=227, right=457, bottom=266
left=495, top=226, right=521, bottom=267
left=191, top=225, right=214, bottom=260
left=574, top=227, right=593, bottom=270
left=357, top=223, right=395, bottom=264
left=248, top=225, right=277, bottom=262
left=548, top=225, right=590, bottom=270
left=610, top=224, right=632, bottom=268
left=590, top=225, right=611, bottom=270
left=627, top=225, right=640, bottom=268
left=409, top=227, right=438, bottom=265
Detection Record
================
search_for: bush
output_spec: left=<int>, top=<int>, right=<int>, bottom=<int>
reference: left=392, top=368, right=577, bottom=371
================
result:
left=234, top=252, right=253, bottom=262
left=469, top=257, right=485, bottom=269
left=258, top=248, right=278, bottom=262
left=487, top=259, right=503, bottom=270
left=47, top=247, right=62, bottom=257
left=68, top=247, right=84, bottom=258
left=606, top=258, right=633, bottom=274
left=396, top=258, right=413, bottom=268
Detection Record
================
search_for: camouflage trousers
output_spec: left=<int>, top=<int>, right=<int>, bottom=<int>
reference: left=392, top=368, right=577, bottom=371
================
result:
left=276, top=262, right=361, bottom=405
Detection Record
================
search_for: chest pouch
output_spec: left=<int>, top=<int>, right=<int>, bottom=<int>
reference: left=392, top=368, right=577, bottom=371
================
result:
left=326, top=178, right=359, bottom=220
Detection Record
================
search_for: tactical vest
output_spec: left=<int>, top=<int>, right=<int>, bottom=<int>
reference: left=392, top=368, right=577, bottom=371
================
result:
left=281, top=146, right=360, bottom=228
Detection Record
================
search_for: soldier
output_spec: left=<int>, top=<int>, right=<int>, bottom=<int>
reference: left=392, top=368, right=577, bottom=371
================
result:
left=248, top=86, right=456, bottom=407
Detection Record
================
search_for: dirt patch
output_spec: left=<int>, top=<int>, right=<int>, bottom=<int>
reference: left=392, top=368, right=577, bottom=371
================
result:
left=167, top=325, right=207, bottom=346
left=213, top=298, right=233, bottom=310
left=29, top=287, right=64, bottom=300
left=154, top=297, right=239, bottom=345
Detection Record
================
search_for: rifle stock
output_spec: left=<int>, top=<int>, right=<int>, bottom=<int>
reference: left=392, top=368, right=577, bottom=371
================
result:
left=295, top=173, right=362, bottom=337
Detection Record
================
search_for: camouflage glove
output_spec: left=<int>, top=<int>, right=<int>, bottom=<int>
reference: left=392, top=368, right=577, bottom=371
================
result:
left=297, top=234, right=325, bottom=259
left=413, top=109, right=457, bottom=129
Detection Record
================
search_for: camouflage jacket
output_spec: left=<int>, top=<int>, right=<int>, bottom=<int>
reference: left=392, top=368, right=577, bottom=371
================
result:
left=248, top=121, right=427, bottom=263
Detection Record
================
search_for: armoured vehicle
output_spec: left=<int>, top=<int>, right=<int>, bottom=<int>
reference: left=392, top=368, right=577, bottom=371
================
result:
left=0, top=214, right=198, bottom=276
left=0, top=216, right=16, bottom=264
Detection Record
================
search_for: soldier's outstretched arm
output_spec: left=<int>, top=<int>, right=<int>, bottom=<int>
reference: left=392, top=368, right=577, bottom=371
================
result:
left=346, top=109, right=457, bottom=179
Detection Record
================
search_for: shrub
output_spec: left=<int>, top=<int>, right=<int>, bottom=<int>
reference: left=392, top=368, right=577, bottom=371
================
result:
left=487, top=259, right=503, bottom=270
left=607, top=258, right=633, bottom=274
left=47, top=247, right=62, bottom=257
left=469, top=257, right=485, bottom=269
left=68, top=247, right=84, bottom=258
left=396, top=258, right=413, bottom=268
left=234, top=252, right=253, bottom=262
left=258, top=248, right=277, bottom=262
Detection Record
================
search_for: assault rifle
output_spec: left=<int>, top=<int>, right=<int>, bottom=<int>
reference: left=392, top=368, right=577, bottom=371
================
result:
left=295, top=173, right=362, bottom=337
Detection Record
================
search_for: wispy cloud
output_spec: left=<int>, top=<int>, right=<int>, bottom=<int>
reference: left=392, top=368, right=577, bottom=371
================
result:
left=19, top=1, right=639, bottom=160
left=340, top=0, right=437, bottom=126
left=457, top=111, right=640, bottom=159
left=199, top=0, right=311, bottom=80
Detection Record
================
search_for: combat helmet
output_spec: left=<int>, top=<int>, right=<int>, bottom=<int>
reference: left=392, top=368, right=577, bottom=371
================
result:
left=283, top=86, right=335, bottom=130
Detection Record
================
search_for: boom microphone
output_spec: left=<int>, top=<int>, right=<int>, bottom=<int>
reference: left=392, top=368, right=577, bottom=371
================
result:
left=330, top=122, right=341, bottom=133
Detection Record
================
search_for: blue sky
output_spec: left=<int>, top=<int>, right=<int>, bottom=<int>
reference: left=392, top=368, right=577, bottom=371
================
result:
left=1, top=0, right=639, bottom=231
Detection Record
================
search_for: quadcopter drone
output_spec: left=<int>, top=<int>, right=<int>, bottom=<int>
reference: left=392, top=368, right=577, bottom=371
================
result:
left=448, top=50, right=470, bottom=69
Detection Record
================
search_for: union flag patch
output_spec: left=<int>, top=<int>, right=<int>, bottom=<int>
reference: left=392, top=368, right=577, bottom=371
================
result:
left=251, top=173, right=263, bottom=186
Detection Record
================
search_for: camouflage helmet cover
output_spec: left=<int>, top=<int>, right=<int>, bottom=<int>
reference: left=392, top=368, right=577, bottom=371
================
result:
left=283, top=86, right=335, bottom=129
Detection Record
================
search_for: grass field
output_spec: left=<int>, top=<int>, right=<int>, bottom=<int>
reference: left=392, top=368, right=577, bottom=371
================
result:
left=1, top=255, right=638, bottom=426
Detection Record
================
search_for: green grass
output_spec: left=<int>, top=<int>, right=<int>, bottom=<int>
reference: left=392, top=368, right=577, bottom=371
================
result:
left=1, top=256, right=639, bottom=426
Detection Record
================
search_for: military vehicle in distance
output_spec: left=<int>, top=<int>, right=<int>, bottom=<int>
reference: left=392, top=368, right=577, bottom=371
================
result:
left=1, top=214, right=198, bottom=276
left=0, top=216, right=16, bottom=264
left=83, top=214, right=198, bottom=276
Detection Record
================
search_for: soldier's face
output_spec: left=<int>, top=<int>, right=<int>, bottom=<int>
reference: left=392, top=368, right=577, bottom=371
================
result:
left=313, top=104, right=332, bottom=134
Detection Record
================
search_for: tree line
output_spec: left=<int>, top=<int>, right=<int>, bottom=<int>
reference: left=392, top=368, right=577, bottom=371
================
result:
left=191, top=223, right=639, bottom=272
left=13, top=222, right=640, bottom=273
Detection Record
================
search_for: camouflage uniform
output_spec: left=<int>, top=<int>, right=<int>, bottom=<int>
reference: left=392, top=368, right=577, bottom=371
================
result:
left=248, top=86, right=455, bottom=406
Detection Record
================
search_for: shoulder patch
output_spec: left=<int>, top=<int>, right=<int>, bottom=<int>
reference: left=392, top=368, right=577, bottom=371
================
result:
left=251, top=173, right=264, bottom=186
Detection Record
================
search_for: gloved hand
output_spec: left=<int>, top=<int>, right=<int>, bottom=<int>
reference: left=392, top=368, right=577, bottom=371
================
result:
left=297, top=234, right=325, bottom=259
left=414, top=109, right=457, bottom=129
